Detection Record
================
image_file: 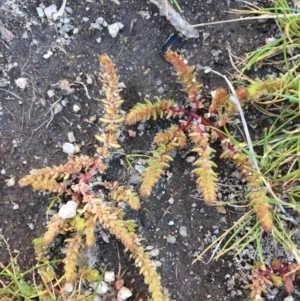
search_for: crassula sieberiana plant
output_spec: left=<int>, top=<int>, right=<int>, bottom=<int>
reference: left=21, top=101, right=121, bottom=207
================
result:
left=19, top=54, right=170, bottom=301
left=125, top=49, right=290, bottom=233
left=247, top=259, right=300, bottom=300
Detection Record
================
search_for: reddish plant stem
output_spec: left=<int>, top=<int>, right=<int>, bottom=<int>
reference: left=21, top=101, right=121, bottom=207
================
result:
left=169, top=102, right=235, bottom=151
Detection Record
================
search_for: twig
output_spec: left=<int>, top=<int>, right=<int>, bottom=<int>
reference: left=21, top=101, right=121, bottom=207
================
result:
left=0, top=88, right=22, bottom=99
left=74, top=81, right=91, bottom=99
left=150, top=0, right=199, bottom=38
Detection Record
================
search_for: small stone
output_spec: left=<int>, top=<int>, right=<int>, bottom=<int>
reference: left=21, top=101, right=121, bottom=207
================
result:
left=43, top=51, right=53, bottom=59
left=62, top=142, right=75, bottom=155
left=1, top=169, right=6, bottom=175
left=128, top=173, right=141, bottom=185
left=73, top=104, right=81, bottom=112
left=13, top=204, right=19, bottom=210
left=104, top=271, right=115, bottom=282
left=265, top=37, right=276, bottom=44
left=284, top=297, right=294, bottom=301
left=96, top=37, right=102, bottom=43
left=74, top=144, right=81, bottom=153
left=22, top=31, right=28, bottom=39
left=59, top=201, right=78, bottom=219
left=53, top=103, right=63, bottom=114
left=167, top=236, right=176, bottom=244
left=86, top=75, right=93, bottom=85
left=117, top=287, right=132, bottom=301
left=15, top=78, right=27, bottom=89
left=65, top=7, right=73, bottom=13
left=203, top=32, right=210, bottom=41
left=168, top=197, right=174, bottom=204
left=168, top=221, right=174, bottom=226
left=63, top=283, right=74, bottom=293
left=134, top=165, right=145, bottom=174
left=44, top=4, right=57, bottom=19
left=68, top=131, right=76, bottom=143
left=157, top=86, right=165, bottom=95
left=90, top=23, right=103, bottom=30
left=60, top=24, right=75, bottom=34
left=73, top=28, right=79, bottom=34
left=150, top=248, right=159, bottom=257
left=95, top=281, right=109, bottom=295
left=100, top=231, right=110, bottom=243
left=108, top=22, right=124, bottom=38
left=36, top=7, right=44, bottom=17
left=179, top=226, right=187, bottom=237
left=186, top=156, right=195, bottom=163
left=96, top=17, right=104, bottom=24
left=83, top=17, right=89, bottom=22
left=6, top=176, right=15, bottom=187
left=237, top=37, right=244, bottom=44
left=29, top=223, right=34, bottom=230
left=128, top=130, right=136, bottom=137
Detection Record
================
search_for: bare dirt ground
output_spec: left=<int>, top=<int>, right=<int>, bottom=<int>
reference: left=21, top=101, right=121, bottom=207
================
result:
left=0, top=0, right=296, bottom=300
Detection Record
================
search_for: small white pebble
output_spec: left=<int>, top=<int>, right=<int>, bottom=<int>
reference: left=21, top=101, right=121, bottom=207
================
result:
left=157, top=86, right=164, bottom=95
left=167, top=236, right=176, bottom=244
left=68, top=131, right=76, bottom=143
left=43, top=50, right=53, bottom=59
left=15, top=78, right=28, bottom=89
left=62, top=142, right=75, bottom=155
left=65, top=7, right=73, bottom=14
left=108, top=22, right=124, bottom=38
left=284, top=296, right=294, bottom=301
left=186, top=156, right=196, bottom=163
left=47, top=90, right=55, bottom=98
left=95, top=281, right=109, bottom=295
left=13, top=204, right=19, bottom=210
left=63, top=283, right=74, bottom=293
left=96, top=17, right=104, bottom=24
left=59, top=201, right=78, bottom=219
left=1, top=169, right=6, bottom=175
left=168, top=221, right=174, bottom=226
left=73, top=104, right=81, bottom=112
left=265, top=37, right=276, bottom=44
left=179, top=226, right=188, bottom=237
left=104, top=271, right=115, bottom=282
left=73, top=28, right=79, bottom=34
left=82, top=17, right=89, bottom=22
left=117, top=287, right=132, bottom=301
left=6, top=176, right=15, bottom=187
left=168, top=197, right=174, bottom=204
left=44, top=4, right=57, bottom=19
left=29, top=223, right=35, bottom=230
left=150, top=248, right=160, bottom=257
left=36, top=7, right=44, bottom=17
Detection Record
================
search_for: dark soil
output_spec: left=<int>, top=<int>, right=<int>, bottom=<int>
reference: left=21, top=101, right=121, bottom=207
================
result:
left=0, top=0, right=294, bottom=300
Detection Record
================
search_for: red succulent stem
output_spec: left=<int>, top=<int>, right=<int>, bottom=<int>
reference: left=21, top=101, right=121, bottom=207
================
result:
left=169, top=100, right=235, bottom=151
